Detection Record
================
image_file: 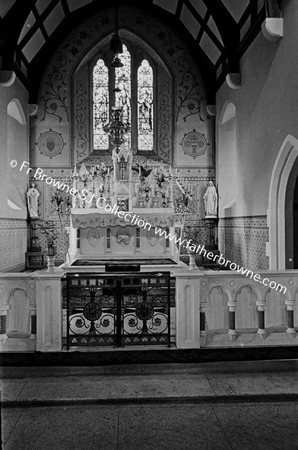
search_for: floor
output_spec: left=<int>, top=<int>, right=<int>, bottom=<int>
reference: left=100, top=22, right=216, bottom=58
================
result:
left=1, top=361, right=298, bottom=449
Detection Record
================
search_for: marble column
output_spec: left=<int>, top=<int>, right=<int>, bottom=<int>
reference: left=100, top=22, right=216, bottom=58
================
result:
left=257, top=300, right=266, bottom=338
left=0, top=305, right=9, bottom=339
left=285, top=299, right=296, bottom=335
left=29, top=306, right=37, bottom=340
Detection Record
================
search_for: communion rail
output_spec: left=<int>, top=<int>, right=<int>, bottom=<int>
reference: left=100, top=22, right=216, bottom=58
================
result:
left=0, top=269, right=297, bottom=351
left=175, top=270, right=298, bottom=348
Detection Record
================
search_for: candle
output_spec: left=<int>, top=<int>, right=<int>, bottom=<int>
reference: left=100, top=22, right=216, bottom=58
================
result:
left=108, top=167, right=110, bottom=175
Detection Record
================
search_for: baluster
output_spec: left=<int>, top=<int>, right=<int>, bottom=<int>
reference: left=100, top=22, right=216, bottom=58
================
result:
left=285, top=299, right=296, bottom=335
left=0, top=306, right=8, bottom=340
left=257, top=300, right=266, bottom=338
left=227, top=300, right=237, bottom=339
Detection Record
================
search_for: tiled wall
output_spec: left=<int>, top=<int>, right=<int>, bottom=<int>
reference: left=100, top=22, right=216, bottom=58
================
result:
left=218, top=216, right=269, bottom=271
left=0, top=219, right=28, bottom=272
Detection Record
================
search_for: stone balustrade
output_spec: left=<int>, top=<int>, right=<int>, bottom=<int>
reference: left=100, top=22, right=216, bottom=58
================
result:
left=175, top=269, right=298, bottom=348
left=0, top=273, right=37, bottom=352
left=0, top=268, right=297, bottom=352
left=0, top=270, right=64, bottom=352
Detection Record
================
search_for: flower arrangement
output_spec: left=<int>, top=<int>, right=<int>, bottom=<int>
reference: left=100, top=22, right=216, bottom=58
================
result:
left=36, top=221, right=57, bottom=255
left=51, top=191, right=72, bottom=221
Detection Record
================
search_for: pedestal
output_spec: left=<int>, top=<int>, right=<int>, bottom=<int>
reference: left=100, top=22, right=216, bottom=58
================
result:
left=32, top=270, right=64, bottom=352
left=203, top=217, right=219, bottom=268
left=175, top=272, right=202, bottom=348
left=26, top=218, right=44, bottom=269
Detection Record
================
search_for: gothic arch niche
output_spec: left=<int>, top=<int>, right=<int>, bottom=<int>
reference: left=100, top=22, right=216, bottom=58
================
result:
left=268, top=135, right=298, bottom=269
left=72, top=29, right=174, bottom=164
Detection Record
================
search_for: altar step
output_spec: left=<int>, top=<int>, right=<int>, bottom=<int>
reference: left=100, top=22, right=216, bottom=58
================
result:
left=1, top=346, right=298, bottom=369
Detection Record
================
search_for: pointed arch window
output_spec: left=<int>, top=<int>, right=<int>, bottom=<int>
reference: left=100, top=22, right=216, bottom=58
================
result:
left=115, top=44, right=131, bottom=124
left=93, top=58, right=109, bottom=150
left=92, top=44, right=155, bottom=152
left=138, top=59, right=153, bottom=150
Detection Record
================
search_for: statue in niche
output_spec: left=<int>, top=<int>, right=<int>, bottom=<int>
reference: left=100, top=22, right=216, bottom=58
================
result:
left=26, top=183, right=40, bottom=218
left=203, top=181, right=218, bottom=218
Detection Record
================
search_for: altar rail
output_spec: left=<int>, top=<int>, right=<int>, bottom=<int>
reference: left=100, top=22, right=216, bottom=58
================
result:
left=175, top=270, right=298, bottom=348
left=0, top=270, right=298, bottom=352
left=0, top=273, right=37, bottom=352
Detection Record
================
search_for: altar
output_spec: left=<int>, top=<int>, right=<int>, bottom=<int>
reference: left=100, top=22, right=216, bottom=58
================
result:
left=66, top=143, right=185, bottom=271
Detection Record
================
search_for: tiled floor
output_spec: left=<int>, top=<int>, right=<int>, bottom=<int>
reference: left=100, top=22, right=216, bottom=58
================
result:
left=1, top=363, right=298, bottom=449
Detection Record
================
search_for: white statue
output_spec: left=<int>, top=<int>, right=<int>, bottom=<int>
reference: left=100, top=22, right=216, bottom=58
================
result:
left=203, top=181, right=218, bottom=218
left=26, top=183, right=40, bottom=218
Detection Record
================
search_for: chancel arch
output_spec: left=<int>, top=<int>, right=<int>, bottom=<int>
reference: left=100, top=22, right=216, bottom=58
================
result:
left=285, top=155, right=298, bottom=269
left=268, top=134, right=298, bottom=269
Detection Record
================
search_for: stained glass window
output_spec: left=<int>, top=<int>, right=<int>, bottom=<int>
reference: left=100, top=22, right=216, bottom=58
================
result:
left=93, top=58, right=109, bottom=150
left=115, top=44, right=131, bottom=129
left=137, top=59, right=153, bottom=150
left=92, top=46, right=155, bottom=151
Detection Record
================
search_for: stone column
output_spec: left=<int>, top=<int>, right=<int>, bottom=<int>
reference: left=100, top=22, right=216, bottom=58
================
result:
left=32, top=269, right=64, bottom=352
left=200, top=301, right=207, bottom=346
left=0, top=305, right=9, bottom=339
left=285, top=299, right=296, bottom=335
left=29, top=306, right=37, bottom=340
left=256, top=300, right=266, bottom=338
left=175, top=272, right=202, bottom=348
left=227, top=301, right=237, bottom=339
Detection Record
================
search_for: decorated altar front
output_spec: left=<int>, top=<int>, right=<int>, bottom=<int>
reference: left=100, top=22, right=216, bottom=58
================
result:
left=66, top=143, right=190, bottom=268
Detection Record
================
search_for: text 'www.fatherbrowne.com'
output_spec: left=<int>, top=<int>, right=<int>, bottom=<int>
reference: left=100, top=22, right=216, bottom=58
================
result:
left=154, top=228, right=287, bottom=294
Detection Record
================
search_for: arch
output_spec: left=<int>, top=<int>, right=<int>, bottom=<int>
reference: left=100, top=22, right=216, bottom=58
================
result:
left=208, top=285, right=233, bottom=302
left=235, top=285, right=258, bottom=329
left=235, top=284, right=262, bottom=302
left=7, top=288, right=30, bottom=336
left=207, top=286, right=229, bottom=330
left=285, top=158, right=298, bottom=268
left=267, top=134, right=298, bottom=269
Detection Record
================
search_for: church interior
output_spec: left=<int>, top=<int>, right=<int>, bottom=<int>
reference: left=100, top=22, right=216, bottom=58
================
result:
left=1, top=0, right=297, bottom=355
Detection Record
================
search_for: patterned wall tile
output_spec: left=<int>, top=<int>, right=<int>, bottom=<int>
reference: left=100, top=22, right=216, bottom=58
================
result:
left=218, top=216, right=269, bottom=271
left=0, top=219, right=28, bottom=272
